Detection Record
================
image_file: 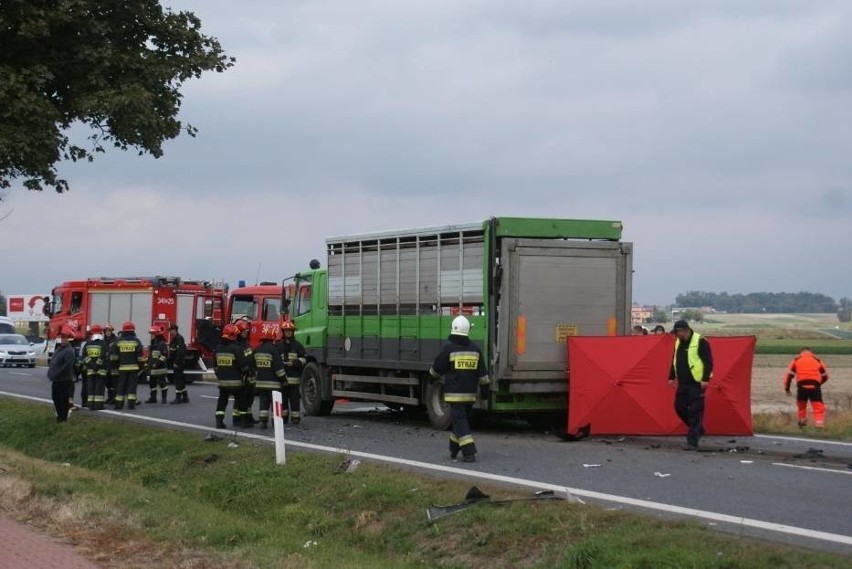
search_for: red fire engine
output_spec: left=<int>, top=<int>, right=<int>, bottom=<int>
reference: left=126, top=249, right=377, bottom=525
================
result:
left=46, top=276, right=228, bottom=372
left=226, top=282, right=292, bottom=348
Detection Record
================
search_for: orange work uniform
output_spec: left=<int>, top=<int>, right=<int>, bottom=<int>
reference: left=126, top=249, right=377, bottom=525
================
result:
left=783, top=350, right=829, bottom=428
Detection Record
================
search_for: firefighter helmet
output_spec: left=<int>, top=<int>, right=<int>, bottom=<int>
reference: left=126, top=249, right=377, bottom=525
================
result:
left=104, top=323, right=115, bottom=332
left=90, top=324, right=103, bottom=335
left=222, top=323, right=239, bottom=340
left=280, top=320, right=296, bottom=332
left=451, top=315, right=471, bottom=336
left=121, top=321, right=135, bottom=333
left=234, top=319, right=250, bottom=333
left=149, top=325, right=164, bottom=337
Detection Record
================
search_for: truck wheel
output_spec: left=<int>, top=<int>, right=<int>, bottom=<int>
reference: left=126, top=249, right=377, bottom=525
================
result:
left=424, top=380, right=452, bottom=430
left=302, top=363, right=333, bottom=416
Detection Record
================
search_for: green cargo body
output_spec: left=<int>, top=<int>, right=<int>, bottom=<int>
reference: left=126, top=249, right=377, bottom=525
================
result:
left=288, top=217, right=632, bottom=429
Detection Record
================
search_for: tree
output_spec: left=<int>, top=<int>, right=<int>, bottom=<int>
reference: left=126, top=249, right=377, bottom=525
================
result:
left=0, top=0, right=234, bottom=193
left=680, top=309, right=704, bottom=323
left=0, top=291, right=6, bottom=316
left=839, top=297, right=852, bottom=323
left=650, top=307, right=669, bottom=324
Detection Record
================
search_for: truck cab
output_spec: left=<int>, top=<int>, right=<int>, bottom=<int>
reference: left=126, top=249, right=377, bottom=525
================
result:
left=227, top=284, right=285, bottom=348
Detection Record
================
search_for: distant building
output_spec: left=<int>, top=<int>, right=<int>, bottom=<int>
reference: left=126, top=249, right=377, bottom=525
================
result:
left=631, top=305, right=655, bottom=324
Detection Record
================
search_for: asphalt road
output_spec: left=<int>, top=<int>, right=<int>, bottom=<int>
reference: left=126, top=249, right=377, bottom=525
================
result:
left=2, top=366, right=851, bottom=555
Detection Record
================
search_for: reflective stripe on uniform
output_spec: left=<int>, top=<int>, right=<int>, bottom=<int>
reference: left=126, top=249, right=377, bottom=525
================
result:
left=449, top=351, right=480, bottom=370
left=254, top=381, right=282, bottom=390
left=458, top=434, right=475, bottom=447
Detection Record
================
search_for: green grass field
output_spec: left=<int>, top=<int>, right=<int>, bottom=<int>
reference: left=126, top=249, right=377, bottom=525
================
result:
left=687, top=313, right=852, bottom=354
left=1, top=399, right=849, bottom=568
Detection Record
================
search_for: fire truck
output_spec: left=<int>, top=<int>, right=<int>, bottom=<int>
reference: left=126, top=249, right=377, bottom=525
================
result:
left=225, top=282, right=294, bottom=348
left=45, top=276, right=228, bottom=376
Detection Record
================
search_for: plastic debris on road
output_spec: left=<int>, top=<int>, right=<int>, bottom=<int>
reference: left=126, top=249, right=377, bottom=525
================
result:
left=582, top=463, right=602, bottom=468
left=653, top=472, right=671, bottom=478
left=739, top=460, right=754, bottom=464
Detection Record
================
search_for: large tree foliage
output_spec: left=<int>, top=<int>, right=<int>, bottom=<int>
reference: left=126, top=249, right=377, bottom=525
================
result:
left=675, top=290, right=838, bottom=313
left=0, top=0, right=234, bottom=193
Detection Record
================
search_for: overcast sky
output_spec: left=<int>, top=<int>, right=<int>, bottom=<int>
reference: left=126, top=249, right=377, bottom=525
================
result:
left=2, top=0, right=851, bottom=305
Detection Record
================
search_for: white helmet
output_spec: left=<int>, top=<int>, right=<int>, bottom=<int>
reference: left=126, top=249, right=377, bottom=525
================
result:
left=451, top=315, right=471, bottom=336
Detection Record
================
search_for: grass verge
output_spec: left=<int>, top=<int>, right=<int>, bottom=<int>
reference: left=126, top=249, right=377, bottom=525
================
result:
left=1, top=398, right=850, bottom=568
left=753, top=398, right=852, bottom=441
left=755, top=339, right=852, bottom=355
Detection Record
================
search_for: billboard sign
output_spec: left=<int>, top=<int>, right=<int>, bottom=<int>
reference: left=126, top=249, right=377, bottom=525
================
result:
left=6, top=294, right=49, bottom=322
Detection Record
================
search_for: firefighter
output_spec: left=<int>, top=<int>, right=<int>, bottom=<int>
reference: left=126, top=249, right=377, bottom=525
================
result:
left=234, top=319, right=257, bottom=424
left=429, top=316, right=489, bottom=463
left=784, top=347, right=830, bottom=428
left=109, top=321, right=145, bottom=410
left=103, top=324, right=118, bottom=404
left=278, top=320, right=307, bottom=424
left=71, top=327, right=91, bottom=409
left=146, top=325, right=170, bottom=404
left=668, top=319, right=713, bottom=450
left=82, top=325, right=107, bottom=410
left=253, top=327, right=286, bottom=428
left=214, top=323, right=252, bottom=428
left=168, top=323, right=189, bottom=404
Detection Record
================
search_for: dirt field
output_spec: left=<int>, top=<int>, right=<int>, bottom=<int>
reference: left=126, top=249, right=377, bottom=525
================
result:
left=751, top=354, right=852, bottom=413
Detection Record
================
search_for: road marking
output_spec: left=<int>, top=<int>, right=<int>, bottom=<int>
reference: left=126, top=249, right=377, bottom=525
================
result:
left=772, top=463, right=852, bottom=476
left=2, top=390, right=851, bottom=548
left=755, top=434, right=852, bottom=448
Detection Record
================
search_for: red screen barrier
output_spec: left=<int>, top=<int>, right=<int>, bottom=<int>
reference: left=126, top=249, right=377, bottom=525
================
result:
left=567, top=335, right=755, bottom=437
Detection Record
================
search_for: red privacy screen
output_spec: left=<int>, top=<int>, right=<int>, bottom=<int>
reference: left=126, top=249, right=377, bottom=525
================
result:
left=567, top=335, right=755, bottom=437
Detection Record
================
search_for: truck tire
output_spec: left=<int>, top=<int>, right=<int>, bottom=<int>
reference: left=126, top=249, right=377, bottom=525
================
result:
left=424, top=380, right=452, bottom=430
left=302, top=362, right=334, bottom=416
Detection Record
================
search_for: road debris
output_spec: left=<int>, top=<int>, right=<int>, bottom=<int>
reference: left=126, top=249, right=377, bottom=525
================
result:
left=334, top=458, right=361, bottom=474
left=793, top=448, right=825, bottom=460
left=739, top=460, right=754, bottom=464
left=227, top=441, right=239, bottom=448
left=582, top=463, right=602, bottom=468
left=653, top=472, right=671, bottom=478
left=426, top=486, right=565, bottom=523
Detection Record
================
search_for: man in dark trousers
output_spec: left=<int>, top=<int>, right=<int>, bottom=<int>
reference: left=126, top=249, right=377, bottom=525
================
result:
left=429, top=316, right=490, bottom=463
left=110, top=321, right=145, bottom=410
left=214, top=323, right=252, bottom=428
left=145, top=325, right=169, bottom=404
left=103, top=324, right=118, bottom=404
left=48, top=328, right=76, bottom=422
left=253, top=327, right=286, bottom=428
left=278, top=320, right=307, bottom=424
left=168, top=323, right=189, bottom=404
left=669, top=319, right=713, bottom=450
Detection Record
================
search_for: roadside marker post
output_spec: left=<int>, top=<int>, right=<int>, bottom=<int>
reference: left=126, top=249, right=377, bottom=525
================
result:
left=272, top=390, right=286, bottom=465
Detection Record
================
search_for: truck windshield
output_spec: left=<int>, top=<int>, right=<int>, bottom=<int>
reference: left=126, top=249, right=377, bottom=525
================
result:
left=230, top=296, right=258, bottom=321
left=52, top=292, right=64, bottom=315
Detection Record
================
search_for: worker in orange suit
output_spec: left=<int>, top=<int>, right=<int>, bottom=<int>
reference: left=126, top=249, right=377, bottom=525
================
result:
left=783, top=347, right=830, bottom=428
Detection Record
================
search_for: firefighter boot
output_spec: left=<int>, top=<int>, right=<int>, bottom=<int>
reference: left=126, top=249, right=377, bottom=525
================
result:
left=215, top=415, right=227, bottom=429
left=182, top=391, right=190, bottom=404
left=170, top=392, right=182, bottom=404
left=146, top=389, right=158, bottom=404
left=161, top=389, right=168, bottom=404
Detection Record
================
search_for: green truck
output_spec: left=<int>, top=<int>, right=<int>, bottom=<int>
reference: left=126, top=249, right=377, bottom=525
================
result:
left=284, top=217, right=633, bottom=430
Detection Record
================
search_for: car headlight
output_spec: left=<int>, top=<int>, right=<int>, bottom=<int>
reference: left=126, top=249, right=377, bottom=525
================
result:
left=0, top=350, right=7, bottom=357
left=27, top=351, right=36, bottom=357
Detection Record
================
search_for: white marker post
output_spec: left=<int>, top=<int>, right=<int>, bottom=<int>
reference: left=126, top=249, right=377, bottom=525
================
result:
left=272, top=390, right=287, bottom=465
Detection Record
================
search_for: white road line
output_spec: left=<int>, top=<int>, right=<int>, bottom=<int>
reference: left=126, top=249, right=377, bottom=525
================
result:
left=772, top=463, right=852, bottom=476
left=2, top=390, right=851, bottom=548
left=755, top=434, right=852, bottom=448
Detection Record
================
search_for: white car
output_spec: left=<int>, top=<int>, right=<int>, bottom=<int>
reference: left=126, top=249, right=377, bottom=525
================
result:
left=0, top=334, right=37, bottom=368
